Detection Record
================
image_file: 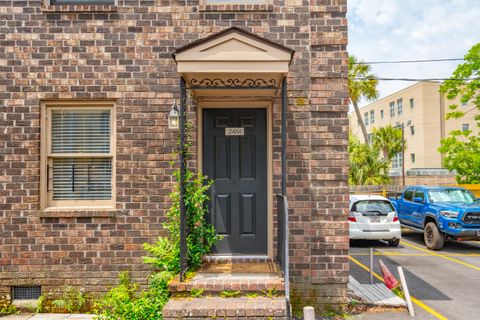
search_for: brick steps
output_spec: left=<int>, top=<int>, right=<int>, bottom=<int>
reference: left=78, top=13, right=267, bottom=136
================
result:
left=162, top=296, right=287, bottom=319
left=169, top=273, right=284, bottom=295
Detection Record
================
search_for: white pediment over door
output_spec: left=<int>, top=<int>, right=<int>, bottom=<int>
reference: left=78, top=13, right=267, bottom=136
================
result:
left=174, top=27, right=293, bottom=73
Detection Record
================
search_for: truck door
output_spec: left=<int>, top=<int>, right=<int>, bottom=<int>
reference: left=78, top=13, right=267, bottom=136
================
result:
left=400, top=187, right=416, bottom=225
left=411, top=189, right=426, bottom=227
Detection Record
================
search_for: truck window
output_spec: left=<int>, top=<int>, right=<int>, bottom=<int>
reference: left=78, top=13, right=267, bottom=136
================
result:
left=428, top=188, right=476, bottom=204
left=414, top=190, right=425, bottom=202
left=404, top=189, right=414, bottom=201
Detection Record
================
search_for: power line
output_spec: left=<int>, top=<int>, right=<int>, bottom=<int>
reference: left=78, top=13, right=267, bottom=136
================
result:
left=354, top=58, right=465, bottom=65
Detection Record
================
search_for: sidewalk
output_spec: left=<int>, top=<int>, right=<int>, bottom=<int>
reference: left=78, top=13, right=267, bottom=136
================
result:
left=1, top=314, right=95, bottom=320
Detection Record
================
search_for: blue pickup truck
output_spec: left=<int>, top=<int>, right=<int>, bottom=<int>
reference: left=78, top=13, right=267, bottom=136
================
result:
left=391, top=186, right=480, bottom=250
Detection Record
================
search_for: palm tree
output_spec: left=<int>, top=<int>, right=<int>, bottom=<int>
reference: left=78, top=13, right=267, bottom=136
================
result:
left=372, top=125, right=405, bottom=161
left=348, top=55, right=379, bottom=143
left=349, top=135, right=390, bottom=185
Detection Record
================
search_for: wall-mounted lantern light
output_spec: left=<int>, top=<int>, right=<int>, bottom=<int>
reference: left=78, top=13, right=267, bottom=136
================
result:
left=168, top=101, right=180, bottom=130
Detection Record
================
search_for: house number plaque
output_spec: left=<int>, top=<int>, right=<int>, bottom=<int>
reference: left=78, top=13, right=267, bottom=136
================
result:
left=225, top=127, right=244, bottom=136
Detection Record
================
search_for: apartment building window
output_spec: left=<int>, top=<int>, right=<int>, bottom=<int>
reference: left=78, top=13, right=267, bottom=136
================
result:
left=364, top=112, right=369, bottom=126
left=50, top=0, right=115, bottom=4
left=392, top=152, right=403, bottom=169
left=462, top=124, right=470, bottom=132
left=462, top=101, right=468, bottom=107
left=390, top=102, right=395, bottom=117
left=410, top=126, right=415, bottom=135
left=370, top=110, right=375, bottom=124
left=397, top=98, right=403, bottom=116
left=41, top=101, right=115, bottom=209
left=411, top=153, right=415, bottom=163
left=410, top=98, right=414, bottom=109
left=380, top=109, right=384, bottom=119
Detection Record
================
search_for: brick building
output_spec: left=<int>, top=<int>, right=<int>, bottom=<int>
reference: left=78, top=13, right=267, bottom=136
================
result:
left=0, top=0, right=349, bottom=315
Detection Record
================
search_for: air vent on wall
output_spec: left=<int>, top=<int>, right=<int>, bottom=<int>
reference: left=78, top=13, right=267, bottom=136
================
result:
left=12, top=286, right=41, bottom=300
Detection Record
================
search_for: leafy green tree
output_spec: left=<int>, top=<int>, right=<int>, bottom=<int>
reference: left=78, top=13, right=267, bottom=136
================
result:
left=349, top=135, right=390, bottom=185
left=372, top=125, right=404, bottom=161
left=439, top=42, right=480, bottom=183
left=440, top=43, right=480, bottom=120
left=349, top=55, right=379, bottom=143
left=438, top=130, right=480, bottom=184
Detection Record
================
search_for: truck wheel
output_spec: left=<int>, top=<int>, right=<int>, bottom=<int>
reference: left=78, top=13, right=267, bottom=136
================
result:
left=424, top=222, right=445, bottom=250
left=388, top=239, right=400, bottom=247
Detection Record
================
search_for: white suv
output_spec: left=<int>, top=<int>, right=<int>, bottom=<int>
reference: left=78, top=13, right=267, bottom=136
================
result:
left=349, top=195, right=401, bottom=247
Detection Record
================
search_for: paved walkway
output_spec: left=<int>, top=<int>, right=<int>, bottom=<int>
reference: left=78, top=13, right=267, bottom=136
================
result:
left=1, top=314, right=95, bottom=320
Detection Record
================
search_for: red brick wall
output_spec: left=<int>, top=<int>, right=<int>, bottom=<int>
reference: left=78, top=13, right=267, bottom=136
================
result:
left=0, top=0, right=348, bottom=309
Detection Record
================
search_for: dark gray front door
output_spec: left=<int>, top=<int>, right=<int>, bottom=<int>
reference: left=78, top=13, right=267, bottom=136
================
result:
left=203, top=108, right=267, bottom=255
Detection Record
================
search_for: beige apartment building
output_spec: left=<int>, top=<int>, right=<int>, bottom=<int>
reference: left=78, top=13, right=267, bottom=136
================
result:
left=349, top=81, right=478, bottom=174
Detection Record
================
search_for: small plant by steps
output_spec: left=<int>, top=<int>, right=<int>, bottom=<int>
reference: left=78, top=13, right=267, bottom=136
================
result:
left=220, top=290, right=241, bottom=298
left=190, top=288, right=204, bottom=298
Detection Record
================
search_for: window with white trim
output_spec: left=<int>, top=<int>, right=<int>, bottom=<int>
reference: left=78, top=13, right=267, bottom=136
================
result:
left=41, top=102, right=115, bottom=209
left=462, top=123, right=469, bottom=132
left=364, top=112, right=369, bottom=126
left=410, top=98, right=414, bottom=109
left=392, top=152, right=403, bottom=169
left=370, top=110, right=375, bottom=124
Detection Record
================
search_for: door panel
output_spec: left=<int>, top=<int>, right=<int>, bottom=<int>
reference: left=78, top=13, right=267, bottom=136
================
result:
left=214, top=193, right=231, bottom=235
left=203, top=108, right=267, bottom=255
left=240, top=193, right=255, bottom=235
left=214, top=137, right=230, bottom=180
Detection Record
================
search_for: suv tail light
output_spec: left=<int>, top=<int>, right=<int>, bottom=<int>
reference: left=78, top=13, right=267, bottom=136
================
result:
left=393, top=217, right=399, bottom=222
left=348, top=216, right=356, bottom=222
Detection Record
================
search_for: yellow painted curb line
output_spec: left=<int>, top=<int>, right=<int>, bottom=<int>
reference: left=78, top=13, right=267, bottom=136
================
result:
left=350, top=252, right=480, bottom=257
left=401, top=240, right=480, bottom=271
left=349, top=256, right=448, bottom=320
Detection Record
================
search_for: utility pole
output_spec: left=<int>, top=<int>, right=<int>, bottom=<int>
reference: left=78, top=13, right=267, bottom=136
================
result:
left=401, top=123, right=405, bottom=186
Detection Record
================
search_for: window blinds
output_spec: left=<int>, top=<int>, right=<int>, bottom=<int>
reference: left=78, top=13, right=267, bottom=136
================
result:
left=51, top=109, right=110, bottom=154
left=52, top=158, right=112, bottom=200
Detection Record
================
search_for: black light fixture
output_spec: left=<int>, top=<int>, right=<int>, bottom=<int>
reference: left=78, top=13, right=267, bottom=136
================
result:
left=168, top=101, right=180, bottom=130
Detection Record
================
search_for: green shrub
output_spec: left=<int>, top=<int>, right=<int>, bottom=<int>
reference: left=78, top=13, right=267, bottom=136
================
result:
left=52, top=286, right=87, bottom=313
left=143, top=168, right=221, bottom=272
left=94, top=271, right=170, bottom=320
left=0, top=303, right=18, bottom=315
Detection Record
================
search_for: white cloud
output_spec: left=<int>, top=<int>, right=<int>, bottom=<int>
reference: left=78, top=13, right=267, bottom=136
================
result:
left=348, top=0, right=480, bottom=106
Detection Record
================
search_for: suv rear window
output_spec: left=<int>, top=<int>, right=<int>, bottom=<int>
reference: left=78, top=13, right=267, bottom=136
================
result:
left=404, top=189, right=414, bottom=201
left=352, top=200, right=395, bottom=215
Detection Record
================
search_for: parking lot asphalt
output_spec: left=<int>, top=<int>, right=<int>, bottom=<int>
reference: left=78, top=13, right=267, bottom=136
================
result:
left=349, top=229, right=480, bottom=320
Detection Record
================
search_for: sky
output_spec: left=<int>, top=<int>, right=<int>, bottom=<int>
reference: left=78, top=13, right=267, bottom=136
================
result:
left=348, top=0, right=480, bottom=107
